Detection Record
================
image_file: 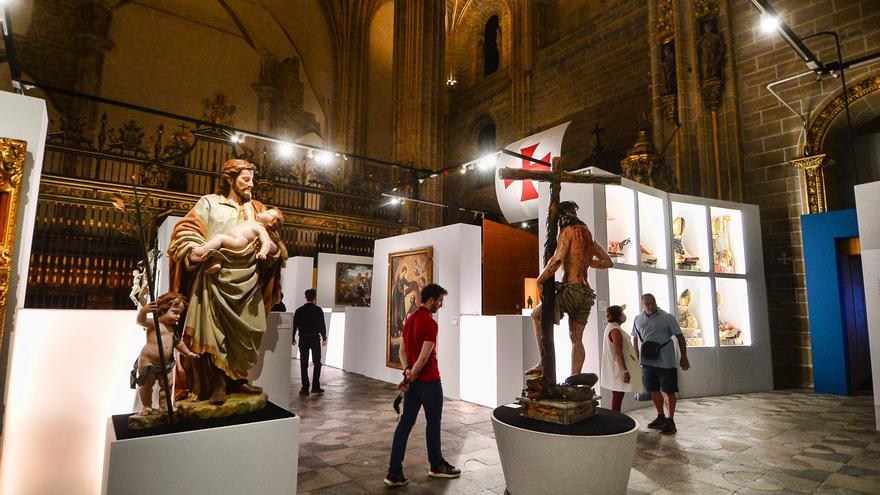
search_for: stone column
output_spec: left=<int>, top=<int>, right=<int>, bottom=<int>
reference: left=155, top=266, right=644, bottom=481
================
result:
left=72, top=0, right=114, bottom=134
left=392, top=0, right=446, bottom=228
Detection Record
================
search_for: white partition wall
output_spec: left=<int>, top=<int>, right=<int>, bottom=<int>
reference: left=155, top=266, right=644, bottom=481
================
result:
left=155, top=215, right=184, bottom=296
left=855, top=182, right=880, bottom=430
left=316, top=252, right=373, bottom=309
left=535, top=169, right=772, bottom=400
left=342, top=224, right=482, bottom=400
left=282, top=256, right=315, bottom=309
left=0, top=92, right=48, bottom=425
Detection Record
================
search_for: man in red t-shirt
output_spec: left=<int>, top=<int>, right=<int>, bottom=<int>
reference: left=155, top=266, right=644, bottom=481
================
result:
left=384, top=283, right=461, bottom=487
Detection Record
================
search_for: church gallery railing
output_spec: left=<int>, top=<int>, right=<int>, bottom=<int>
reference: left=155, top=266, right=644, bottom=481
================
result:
left=26, top=112, right=403, bottom=309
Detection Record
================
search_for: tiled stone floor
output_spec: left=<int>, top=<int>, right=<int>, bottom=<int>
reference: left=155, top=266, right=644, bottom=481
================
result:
left=290, top=362, right=880, bottom=494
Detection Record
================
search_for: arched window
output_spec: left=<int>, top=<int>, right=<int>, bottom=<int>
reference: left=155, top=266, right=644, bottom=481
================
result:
left=483, top=16, right=500, bottom=75
left=476, top=122, right=497, bottom=188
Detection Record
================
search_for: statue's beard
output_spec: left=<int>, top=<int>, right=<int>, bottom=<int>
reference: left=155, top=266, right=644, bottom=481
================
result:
left=234, top=185, right=252, bottom=202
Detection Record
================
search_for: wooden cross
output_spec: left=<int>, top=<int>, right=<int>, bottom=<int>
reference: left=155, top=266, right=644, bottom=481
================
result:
left=499, top=157, right=620, bottom=386
left=590, top=123, right=605, bottom=149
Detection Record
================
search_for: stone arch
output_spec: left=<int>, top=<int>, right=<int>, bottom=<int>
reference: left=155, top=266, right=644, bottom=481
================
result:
left=446, top=0, right=512, bottom=89
left=805, top=73, right=880, bottom=209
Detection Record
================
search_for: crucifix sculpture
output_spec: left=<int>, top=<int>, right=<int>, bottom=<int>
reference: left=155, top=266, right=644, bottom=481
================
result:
left=500, top=156, right=620, bottom=387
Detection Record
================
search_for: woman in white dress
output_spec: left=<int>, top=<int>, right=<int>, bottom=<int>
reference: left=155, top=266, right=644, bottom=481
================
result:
left=600, top=305, right=642, bottom=412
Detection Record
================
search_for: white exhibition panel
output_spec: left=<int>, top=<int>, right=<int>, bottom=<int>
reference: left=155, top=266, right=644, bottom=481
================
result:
left=0, top=310, right=142, bottom=495
left=492, top=413, right=638, bottom=495
left=102, top=415, right=299, bottom=495
left=316, top=252, right=373, bottom=309
left=459, top=316, right=525, bottom=408
left=0, top=91, right=48, bottom=417
left=324, top=311, right=346, bottom=369
left=249, top=312, right=293, bottom=407
left=0, top=309, right=294, bottom=494
left=341, top=224, right=482, bottom=400
left=855, top=182, right=880, bottom=430
left=282, top=256, right=315, bottom=310
left=155, top=215, right=184, bottom=296
left=535, top=171, right=772, bottom=400
left=0, top=91, right=47, bottom=315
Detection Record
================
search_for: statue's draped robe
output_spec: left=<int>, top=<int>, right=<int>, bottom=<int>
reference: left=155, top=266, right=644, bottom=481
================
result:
left=168, top=194, right=286, bottom=398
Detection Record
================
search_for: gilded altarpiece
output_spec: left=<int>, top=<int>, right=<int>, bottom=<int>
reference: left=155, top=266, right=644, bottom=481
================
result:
left=0, top=138, right=27, bottom=358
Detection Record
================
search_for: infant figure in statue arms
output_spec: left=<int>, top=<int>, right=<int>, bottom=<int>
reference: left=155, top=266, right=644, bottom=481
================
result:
left=717, top=293, right=743, bottom=345
left=677, top=289, right=704, bottom=346
left=673, top=217, right=701, bottom=271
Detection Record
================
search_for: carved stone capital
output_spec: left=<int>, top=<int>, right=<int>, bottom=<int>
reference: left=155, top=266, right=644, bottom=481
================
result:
left=660, top=94, right=678, bottom=124
left=789, top=154, right=828, bottom=214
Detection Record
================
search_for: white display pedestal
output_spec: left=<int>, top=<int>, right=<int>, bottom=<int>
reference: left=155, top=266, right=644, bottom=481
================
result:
left=855, top=182, right=880, bottom=430
left=492, top=406, right=638, bottom=495
left=249, top=312, right=293, bottom=407
left=102, top=411, right=299, bottom=495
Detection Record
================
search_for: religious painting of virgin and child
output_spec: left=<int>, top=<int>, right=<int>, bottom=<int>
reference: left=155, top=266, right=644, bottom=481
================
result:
left=335, top=262, right=373, bottom=307
left=386, top=247, right=433, bottom=369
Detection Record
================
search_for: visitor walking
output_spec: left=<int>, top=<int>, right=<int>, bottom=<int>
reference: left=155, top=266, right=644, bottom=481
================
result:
left=293, top=289, right=327, bottom=395
left=384, top=283, right=461, bottom=487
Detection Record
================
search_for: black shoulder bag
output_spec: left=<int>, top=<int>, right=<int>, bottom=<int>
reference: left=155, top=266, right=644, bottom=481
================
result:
left=633, top=327, right=671, bottom=360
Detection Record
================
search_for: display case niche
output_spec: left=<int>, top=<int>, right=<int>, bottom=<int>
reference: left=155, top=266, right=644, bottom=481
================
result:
left=637, top=192, right=667, bottom=270
left=710, top=206, right=746, bottom=275
left=605, top=185, right=637, bottom=266
left=715, top=277, right=751, bottom=346
left=671, top=201, right=710, bottom=273
left=674, top=275, right=715, bottom=347
left=608, top=268, right=640, bottom=335
left=641, top=272, right=672, bottom=316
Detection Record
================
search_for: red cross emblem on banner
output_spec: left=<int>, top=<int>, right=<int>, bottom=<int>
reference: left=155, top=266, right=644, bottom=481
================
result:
left=503, top=143, right=551, bottom=202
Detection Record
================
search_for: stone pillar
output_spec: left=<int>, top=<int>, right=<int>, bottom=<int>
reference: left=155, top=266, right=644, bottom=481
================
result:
left=649, top=0, right=743, bottom=200
left=392, top=0, right=446, bottom=228
left=72, top=0, right=114, bottom=134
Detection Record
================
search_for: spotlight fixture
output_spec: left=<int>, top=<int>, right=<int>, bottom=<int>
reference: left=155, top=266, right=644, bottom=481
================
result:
left=230, top=133, right=245, bottom=144
left=477, top=152, right=499, bottom=170
left=460, top=165, right=467, bottom=174
left=759, top=13, right=779, bottom=34
left=521, top=222, right=528, bottom=228
left=278, top=143, right=295, bottom=158
left=315, top=150, right=333, bottom=165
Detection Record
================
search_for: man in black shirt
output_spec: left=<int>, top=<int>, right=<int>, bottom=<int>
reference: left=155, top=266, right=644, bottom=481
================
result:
left=294, top=289, right=327, bottom=395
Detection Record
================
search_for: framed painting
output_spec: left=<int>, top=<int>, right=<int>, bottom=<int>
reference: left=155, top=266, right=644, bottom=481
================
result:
left=0, top=138, right=26, bottom=366
left=386, top=247, right=433, bottom=369
left=334, top=262, right=372, bottom=307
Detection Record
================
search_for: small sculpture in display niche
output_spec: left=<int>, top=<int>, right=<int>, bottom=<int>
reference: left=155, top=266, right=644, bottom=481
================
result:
left=129, top=293, right=201, bottom=428
left=640, top=243, right=658, bottom=267
left=677, top=289, right=704, bottom=346
left=712, top=215, right=735, bottom=273
left=607, top=238, right=631, bottom=259
left=673, top=216, right=701, bottom=270
left=717, top=293, right=744, bottom=345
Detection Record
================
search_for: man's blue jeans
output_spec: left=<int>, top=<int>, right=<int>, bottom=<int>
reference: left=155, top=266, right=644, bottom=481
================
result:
left=388, top=380, right=444, bottom=475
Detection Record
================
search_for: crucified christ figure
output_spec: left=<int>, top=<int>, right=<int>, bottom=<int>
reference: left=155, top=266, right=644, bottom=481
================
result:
left=528, top=201, right=613, bottom=380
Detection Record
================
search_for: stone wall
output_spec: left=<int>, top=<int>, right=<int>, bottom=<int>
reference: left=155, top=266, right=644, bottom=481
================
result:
left=732, top=0, right=880, bottom=388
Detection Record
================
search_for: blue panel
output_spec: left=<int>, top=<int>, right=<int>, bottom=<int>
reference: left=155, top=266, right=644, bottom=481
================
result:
left=801, top=210, right=859, bottom=394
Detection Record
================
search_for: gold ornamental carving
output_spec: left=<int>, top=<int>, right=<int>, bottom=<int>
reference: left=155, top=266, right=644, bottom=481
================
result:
left=790, top=154, right=828, bottom=214
left=656, top=0, right=674, bottom=43
left=694, top=0, right=720, bottom=20
left=0, top=137, right=27, bottom=358
left=806, top=74, right=880, bottom=155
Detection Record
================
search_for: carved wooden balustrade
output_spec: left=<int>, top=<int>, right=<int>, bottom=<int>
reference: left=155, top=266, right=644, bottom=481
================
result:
left=28, top=113, right=406, bottom=309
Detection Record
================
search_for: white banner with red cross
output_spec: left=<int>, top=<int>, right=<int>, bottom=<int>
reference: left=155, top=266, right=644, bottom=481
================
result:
left=494, top=121, right=571, bottom=223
